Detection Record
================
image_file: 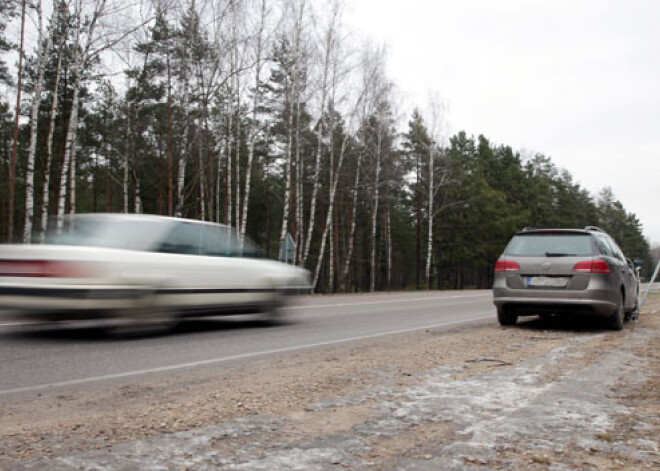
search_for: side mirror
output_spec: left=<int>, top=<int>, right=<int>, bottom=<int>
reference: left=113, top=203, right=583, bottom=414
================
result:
left=633, top=259, right=643, bottom=267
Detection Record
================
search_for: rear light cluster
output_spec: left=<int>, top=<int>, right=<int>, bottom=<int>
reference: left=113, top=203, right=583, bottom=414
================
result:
left=0, top=260, right=90, bottom=278
left=495, top=259, right=611, bottom=274
left=573, top=260, right=611, bottom=274
left=494, top=260, right=520, bottom=272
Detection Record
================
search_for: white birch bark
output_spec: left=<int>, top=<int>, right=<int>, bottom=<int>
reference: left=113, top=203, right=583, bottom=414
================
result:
left=294, top=94, right=303, bottom=265
left=225, top=102, right=233, bottom=226
left=231, top=1, right=241, bottom=229
left=340, top=150, right=361, bottom=290
left=303, top=3, right=337, bottom=266
left=239, top=0, right=268, bottom=246
left=425, top=145, right=434, bottom=289
left=123, top=113, right=130, bottom=213
left=198, top=132, right=206, bottom=220
left=234, top=97, right=241, bottom=229
left=280, top=0, right=305, bottom=260
left=425, top=96, right=445, bottom=289
left=23, top=0, right=53, bottom=242
left=279, top=88, right=293, bottom=253
left=56, top=0, right=84, bottom=231
left=370, top=120, right=382, bottom=293
left=175, top=73, right=191, bottom=218
left=39, top=29, right=64, bottom=241
left=313, top=137, right=348, bottom=290
left=56, top=0, right=108, bottom=228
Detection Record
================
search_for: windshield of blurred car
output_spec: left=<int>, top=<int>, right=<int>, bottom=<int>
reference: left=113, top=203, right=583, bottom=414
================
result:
left=45, top=216, right=171, bottom=251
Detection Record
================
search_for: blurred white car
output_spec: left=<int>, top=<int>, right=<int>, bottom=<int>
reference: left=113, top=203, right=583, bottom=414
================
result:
left=0, top=214, right=310, bottom=327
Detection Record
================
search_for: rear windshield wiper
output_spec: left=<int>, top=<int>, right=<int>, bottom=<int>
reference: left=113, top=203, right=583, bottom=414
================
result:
left=545, top=252, right=576, bottom=257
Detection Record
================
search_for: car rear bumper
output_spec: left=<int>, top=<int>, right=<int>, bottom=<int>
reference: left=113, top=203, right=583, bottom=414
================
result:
left=0, top=285, right=148, bottom=321
left=492, top=271, right=622, bottom=317
left=493, top=287, right=618, bottom=317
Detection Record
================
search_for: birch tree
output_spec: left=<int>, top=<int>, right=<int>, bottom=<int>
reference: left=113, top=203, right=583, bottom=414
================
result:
left=278, top=0, right=307, bottom=260
left=21, top=0, right=53, bottom=241
left=424, top=95, right=446, bottom=289
left=38, top=3, right=67, bottom=241
left=302, top=0, right=340, bottom=267
left=239, top=0, right=271, bottom=246
left=57, top=0, right=142, bottom=229
left=7, top=0, right=27, bottom=241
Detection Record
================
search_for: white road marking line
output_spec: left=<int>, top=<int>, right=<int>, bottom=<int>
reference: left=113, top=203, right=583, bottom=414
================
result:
left=0, top=313, right=493, bottom=396
left=289, top=293, right=491, bottom=310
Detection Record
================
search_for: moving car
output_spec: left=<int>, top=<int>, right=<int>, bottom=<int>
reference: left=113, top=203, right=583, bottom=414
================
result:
left=0, top=214, right=310, bottom=328
left=492, top=226, right=639, bottom=330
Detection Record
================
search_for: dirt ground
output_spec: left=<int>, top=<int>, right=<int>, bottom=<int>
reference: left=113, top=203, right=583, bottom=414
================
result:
left=1, top=295, right=659, bottom=470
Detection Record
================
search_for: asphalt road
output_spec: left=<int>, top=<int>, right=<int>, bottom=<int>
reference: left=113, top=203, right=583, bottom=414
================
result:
left=0, top=290, right=494, bottom=397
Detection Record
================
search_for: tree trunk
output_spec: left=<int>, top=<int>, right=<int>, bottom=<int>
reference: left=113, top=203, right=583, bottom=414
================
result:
left=166, top=49, right=174, bottom=216
left=279, top=90, right=294, bottom=257
left=340, top=150, right=361, bottom=291
left=7, top=0, right=27, bottom=242
left=39, top=35, right=63, bottom=241
left=239, top=0, right=267, bottom=246
left=313, top=138, right=347, bottom=290
left=23, top=0, right=53, bottom=242
left=370, top=124, right=382, bottom=293
left=123, top=113, right=130, bottom=213
left=56, top=50, right=82, bottom=229
left=386, top=205, right=392, bottom=289
left=425, top=147, right=434, bottom=289
left=175, top=68, right=191, bottom=218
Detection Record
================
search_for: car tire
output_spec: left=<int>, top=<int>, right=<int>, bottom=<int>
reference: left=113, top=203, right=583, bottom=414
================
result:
left=607, top=292, right=625, bottom=331
left=497, top=307, right=518, bottom=326
left=625, top=293, right=640, bottom=322
left=260, top=288, right=287, bottom=325
left=106, top=290, right=179, bottom=336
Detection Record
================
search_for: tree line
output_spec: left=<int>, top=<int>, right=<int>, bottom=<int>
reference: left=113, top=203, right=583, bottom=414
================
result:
left=0, top=0, right=652, bottom=292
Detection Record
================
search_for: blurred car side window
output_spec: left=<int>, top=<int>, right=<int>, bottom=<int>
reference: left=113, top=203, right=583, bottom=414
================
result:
left=157, top=222, right=202, bottom=255
left=201, top=224, right=236, bottom=256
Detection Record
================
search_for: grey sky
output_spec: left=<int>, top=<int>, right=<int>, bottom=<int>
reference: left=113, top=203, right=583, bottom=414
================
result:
left=348, top=0, right=660, bottom=243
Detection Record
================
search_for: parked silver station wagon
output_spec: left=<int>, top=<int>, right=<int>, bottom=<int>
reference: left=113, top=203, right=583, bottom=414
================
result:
left=492, top=226, right=640, bottom=330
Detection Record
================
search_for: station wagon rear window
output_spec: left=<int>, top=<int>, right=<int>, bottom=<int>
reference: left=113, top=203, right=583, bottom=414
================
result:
left=504, top=234, right=596, bottom=257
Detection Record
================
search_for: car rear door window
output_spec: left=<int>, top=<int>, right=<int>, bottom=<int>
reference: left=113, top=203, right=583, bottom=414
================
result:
left=596, top=235, right=623, bottom=261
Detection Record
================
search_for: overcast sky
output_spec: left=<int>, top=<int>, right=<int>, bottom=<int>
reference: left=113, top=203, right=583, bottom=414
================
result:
left=347, top=0, right=660, bottom=244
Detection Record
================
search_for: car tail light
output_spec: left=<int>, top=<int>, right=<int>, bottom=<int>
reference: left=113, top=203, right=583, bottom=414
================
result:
left=0, top=260, right=90, bottom=278
left=495, top=260, right=521, bottom=272
left=573, top=260, right=611, bottom=274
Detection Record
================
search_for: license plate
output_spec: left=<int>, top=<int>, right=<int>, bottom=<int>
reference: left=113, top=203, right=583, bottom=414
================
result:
left=526, top=276, right=568, bottom=288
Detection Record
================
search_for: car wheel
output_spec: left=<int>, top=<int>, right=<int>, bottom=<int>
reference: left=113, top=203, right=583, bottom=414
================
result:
left=607, top=292, right=625, bottom=331
left=625, top=294, right=640, bottom=322
left=497, top=307, right=518, bottom=326
left=260, top=289, right=287, bottom=324
left=106, top=291, right=179, bottom=336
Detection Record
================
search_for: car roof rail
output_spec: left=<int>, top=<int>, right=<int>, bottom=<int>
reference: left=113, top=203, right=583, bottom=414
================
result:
left=521, top=226, right=536, bottom=232
left=584, top=225, right=605, bottom=233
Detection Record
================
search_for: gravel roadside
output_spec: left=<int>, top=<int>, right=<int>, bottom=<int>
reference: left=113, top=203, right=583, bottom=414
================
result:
left=1, top=296, right=660, bottom=470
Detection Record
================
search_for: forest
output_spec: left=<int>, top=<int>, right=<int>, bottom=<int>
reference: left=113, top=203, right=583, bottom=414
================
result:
left=0, top=0, right=652, bottom=293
